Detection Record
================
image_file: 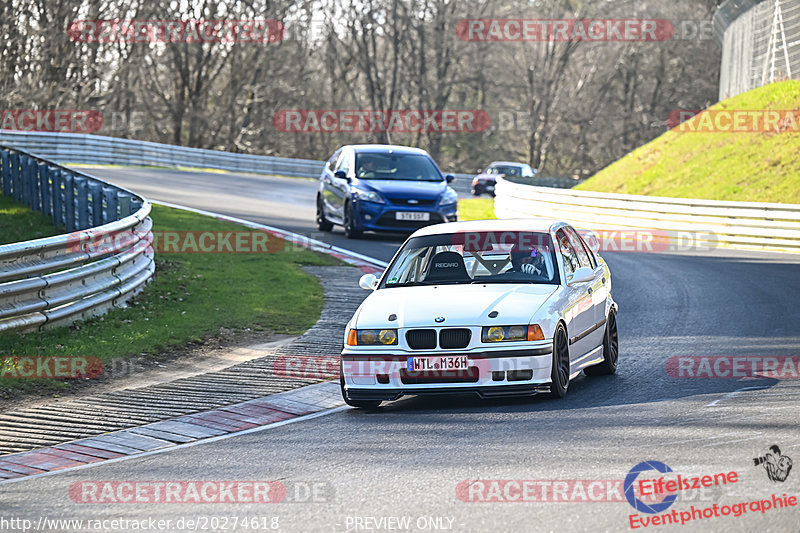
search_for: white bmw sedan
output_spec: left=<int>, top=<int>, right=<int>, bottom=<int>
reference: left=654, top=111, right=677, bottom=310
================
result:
left=340, top=219, right=618, bottom=409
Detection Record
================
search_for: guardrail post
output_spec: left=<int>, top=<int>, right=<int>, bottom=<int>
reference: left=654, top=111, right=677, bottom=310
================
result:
left=119, top=193, right=131, bottom=217
left=63, top=173, right=75, bottom=231
left=90, top=181, right=103, bottom=227
left=25, top=158, right=34, bottom=208
left=20, top=155, right=31, bottom=205
left=103, top=186, right=118, bottom=223
left=76, top=177, right=89, bottom=229
left=130, top=198, right=142, bottom=217
left=0, top=150, right=9, bottom=195
left=10, top=152, right=20, bottom=201
left=52, top=169, right=63, bottom=227
left=33, top=162, right=46, bottom=213
left=41, top=164, right=52, bottom=216
left=26, top=159, right=36, bottom=208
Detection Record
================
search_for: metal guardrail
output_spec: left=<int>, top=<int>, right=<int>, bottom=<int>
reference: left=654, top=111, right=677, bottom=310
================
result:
left=0, top=130, right=326, bottom=179
left=0, top=144, right=155, bottom=333
left=494, top=177, right=800, bottom=253
left=0, top=130, right=480, bottom=196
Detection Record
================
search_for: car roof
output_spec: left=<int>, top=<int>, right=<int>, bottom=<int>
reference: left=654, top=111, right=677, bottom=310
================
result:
left=345, top=144, right=430, bottom=155
left=488, top=161, right=528, bottom=167
left=410, top=219, right=567, bottom=237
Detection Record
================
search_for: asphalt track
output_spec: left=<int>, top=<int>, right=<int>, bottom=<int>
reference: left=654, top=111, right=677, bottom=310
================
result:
left=1, top=166, right=799, bottom=532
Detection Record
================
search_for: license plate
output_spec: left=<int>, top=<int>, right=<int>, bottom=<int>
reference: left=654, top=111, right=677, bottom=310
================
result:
left=396, top=211, right=430, bottom=221
left=407, top=356, right=469, bottom=372
left=485, top=185, right=495, bottom=191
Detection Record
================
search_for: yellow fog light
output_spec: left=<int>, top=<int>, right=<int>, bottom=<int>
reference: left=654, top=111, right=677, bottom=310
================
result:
left=355, top=329, right=398, bottom=346
left=379, top=329, right=397, bottom=345
left=485, top=326, right=505, bottom=342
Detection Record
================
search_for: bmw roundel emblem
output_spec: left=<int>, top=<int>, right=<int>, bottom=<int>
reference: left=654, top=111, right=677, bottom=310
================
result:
left=434, top=316, right=445, bottom=323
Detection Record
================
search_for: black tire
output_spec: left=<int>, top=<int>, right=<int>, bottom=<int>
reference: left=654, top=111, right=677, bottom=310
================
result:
left=340, top=374, right=381, bottom=409
left=585, top=310, right=619, bottom=376
left=316, top=196, right=333, bottom=231
left=472, top=185, right=483, bottom=196
left=549, top=324, right=570, bottom=398
left=343, top=202, right=362, bottom=239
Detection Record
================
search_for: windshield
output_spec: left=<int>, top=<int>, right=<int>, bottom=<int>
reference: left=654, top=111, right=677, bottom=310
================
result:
left=486, top=165, right=522, bottom=176
left=355, top=153, right=443, bottom=181
left=381, top=232, right=560, bottom=288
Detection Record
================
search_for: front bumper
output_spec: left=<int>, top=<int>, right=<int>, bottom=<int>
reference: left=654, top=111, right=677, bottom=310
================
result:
left=471, top=179, right=496, bottom=191
left=353, top=200, right=458, bottom=232
left=341, top=346, right=553, bottom=402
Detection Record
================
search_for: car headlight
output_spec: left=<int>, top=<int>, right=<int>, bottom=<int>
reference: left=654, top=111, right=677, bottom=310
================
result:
left=440, top=187, right=458, bottom=205
left=347, top=328, right=398, bottom=346
left=481, top=325, right=544, bottom=342
left=355, top=189, right=384, bottom=203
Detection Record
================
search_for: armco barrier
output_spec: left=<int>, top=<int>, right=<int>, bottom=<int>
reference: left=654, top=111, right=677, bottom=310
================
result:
left=494, top=176, right=800, bottom=253
left=0, top=144, right=154, bottom=333
left=0, top=130, right=477, bottom=195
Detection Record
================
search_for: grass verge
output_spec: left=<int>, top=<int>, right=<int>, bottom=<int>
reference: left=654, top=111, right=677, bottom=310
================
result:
left=0, top=202, right=341, bottom=398
left=576, top=80, right=800, bottom=203
left=0, top=194, right=62, bottom=245
left=459, top=198, right=496, bottom=221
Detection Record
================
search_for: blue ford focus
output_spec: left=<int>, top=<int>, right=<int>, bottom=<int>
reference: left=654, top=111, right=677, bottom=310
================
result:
left=316, top=144, right=458, bottom=238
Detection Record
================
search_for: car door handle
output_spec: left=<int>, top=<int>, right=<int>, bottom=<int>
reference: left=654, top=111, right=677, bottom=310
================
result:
left=587, top=287, right=593, bottom=295
left=602, top=277, right=606, bottom=284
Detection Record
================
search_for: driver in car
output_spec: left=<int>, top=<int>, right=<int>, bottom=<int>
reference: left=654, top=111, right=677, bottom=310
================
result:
left=510, top=248, right=547, bottom=276
left=358, top=158, right=376, bottom=178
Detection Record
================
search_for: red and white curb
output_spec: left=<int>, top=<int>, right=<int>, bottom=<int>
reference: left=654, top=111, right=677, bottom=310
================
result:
left=0, top=382, right=346, bottom=484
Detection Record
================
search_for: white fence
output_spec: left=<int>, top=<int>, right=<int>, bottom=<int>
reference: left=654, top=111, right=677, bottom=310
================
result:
left=494, top=177, right=800, bottom=253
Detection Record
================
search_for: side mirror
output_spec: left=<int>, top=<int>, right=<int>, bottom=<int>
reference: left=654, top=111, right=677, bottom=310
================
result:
left=359, top=273, right=379, bottom=290
left=334, top=169, right=348, bottom=180
left=567, top=267, right=594, bottom=285
left=445, top=174, right=455, bottom=183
